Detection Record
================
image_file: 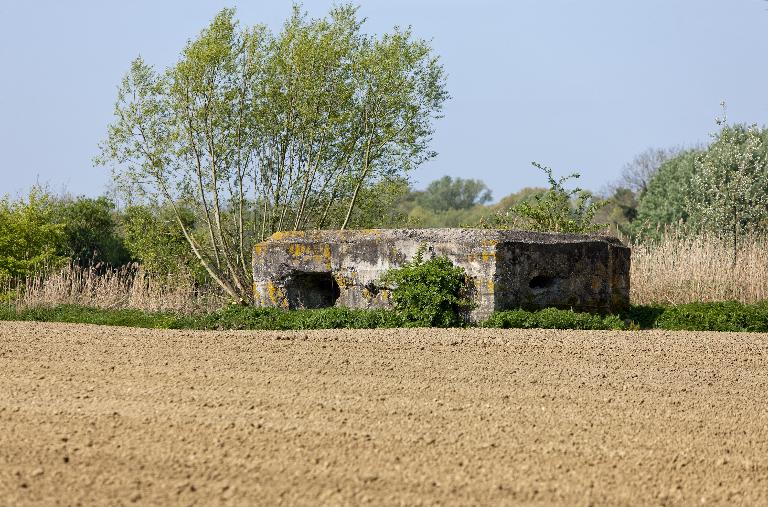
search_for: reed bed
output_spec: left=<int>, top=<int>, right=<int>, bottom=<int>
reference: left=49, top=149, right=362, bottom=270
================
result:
left=5, top=264, right=226, bottom=314
left=630, top=231, right=768, bottom=305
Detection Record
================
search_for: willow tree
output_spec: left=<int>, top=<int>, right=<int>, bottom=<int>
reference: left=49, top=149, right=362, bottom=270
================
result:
left=98, top=5, right=447, bottom=302
left=687, top=124, right=768, bottom=265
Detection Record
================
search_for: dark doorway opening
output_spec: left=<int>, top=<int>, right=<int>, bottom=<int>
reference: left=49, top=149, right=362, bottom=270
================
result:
left=285, top=272, right=341, bottom=309
left=529, top=275, right=557, bottom=290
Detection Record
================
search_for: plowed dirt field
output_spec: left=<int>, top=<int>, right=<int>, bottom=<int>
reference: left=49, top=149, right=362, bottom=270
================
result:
left=1, top=322, right=767, bottom=505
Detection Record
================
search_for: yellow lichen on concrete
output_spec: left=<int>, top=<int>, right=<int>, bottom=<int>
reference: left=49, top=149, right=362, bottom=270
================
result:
left=270, top=231, right=307, bottom=242
left=472, top=277, right=495, bottom=294
left=284, top=243, right=333, bottom=270
left=481, top=250, right=496, bottom=263
left=266, top=281, right=287, bottom=308
left=334, top=272, right=356, bottom=289
left=321, top=244, right=332, bottom=269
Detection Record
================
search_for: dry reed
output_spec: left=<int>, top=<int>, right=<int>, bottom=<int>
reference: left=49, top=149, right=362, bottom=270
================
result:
left=7, top=263, right=226, bottom=314
left=630, top=231, right=768, bottom=305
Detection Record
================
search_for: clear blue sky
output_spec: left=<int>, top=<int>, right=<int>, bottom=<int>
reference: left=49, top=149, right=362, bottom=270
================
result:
left=1, top=0, right=767, bottom=200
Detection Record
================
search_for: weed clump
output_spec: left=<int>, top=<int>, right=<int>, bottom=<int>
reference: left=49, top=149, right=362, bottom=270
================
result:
left=483, top=307, right=626, bottom=330
left=381, top=248, right=473, bottom=327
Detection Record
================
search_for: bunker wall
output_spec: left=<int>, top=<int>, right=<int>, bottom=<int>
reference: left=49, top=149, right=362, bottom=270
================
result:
left=252, top=229, right=630, bottom=322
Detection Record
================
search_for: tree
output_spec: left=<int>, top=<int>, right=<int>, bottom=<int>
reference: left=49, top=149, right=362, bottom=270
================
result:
left=0, top=188, right=66, bottom=280
left=416, top=176, right=492, bottom=212
left=686, top=124, right=768, bottom=263
left=613, top=146, right=684, bottom=196
left=55, top=196, right=130, bottom=268
left=594, top=187, right=639, bottom=236
left=328, top=177, right=412, bottom=229
left=121, top=205, right=205, bottom=279
left=631, top=150, right=699, bottom=237
left=98, top=6, right=448, bottom=303
left=491, top=187, right=547, bottom=212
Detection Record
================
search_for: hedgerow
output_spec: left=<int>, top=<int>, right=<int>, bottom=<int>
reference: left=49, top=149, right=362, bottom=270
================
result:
left=1, top=301, right=767, bottom=333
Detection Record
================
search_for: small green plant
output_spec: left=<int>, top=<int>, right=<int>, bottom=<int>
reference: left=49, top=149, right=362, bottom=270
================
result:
left=381, top=247, right=473, bottom=327
left=195, top=305, right=406, bottom=330
left=483, top=307, right=627, bottom=330
left=3, top=301, right=768, bottom=333
left=485, top=162, right=607, bottom=233
left=653, top=301, right=768, bottom=332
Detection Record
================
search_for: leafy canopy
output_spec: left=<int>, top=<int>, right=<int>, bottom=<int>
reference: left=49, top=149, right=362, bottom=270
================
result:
left=687, top=124, right=768, bottom=239
left=0, top=188, right=67, bottom=280
left=416, top=176, right=492, bottom=212
left=631, top=150, right=699, bottom=238
left=97, top=5, right=448, bottom=303
left=55, top=197, right=130, bottom=268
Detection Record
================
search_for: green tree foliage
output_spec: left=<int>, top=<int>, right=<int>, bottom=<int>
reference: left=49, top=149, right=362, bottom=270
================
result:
left=407, top=204, right=489, bottom=228
left=594, top=187, right=639, bottom=236
left=486, top=162, right=606, bottom=233
left=0, top=188, right=66, bottom=280
left=55, top=197, right=130, bottom=267
left=416, top=176, right=492, bottom=212
left=399, top=184, right=544, bottom=229
left=687, top=124, right=768, bottom=262
left=381, top=248, right=473, bottom=327
left=491, top=187, right=547, bottom=211
left=319, top=176, right=412, bottom=229
left=98, top=5, right=448, bottom=303
left=632, top=150, right=699, bottom=237
left=121, top=205, right=204, bottom=279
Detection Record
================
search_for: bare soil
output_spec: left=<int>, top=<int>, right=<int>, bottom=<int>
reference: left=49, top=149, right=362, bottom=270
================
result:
left=1, top=322, right=767, bottom=506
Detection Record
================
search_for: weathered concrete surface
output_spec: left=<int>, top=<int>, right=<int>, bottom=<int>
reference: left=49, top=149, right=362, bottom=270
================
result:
left=252, top=229, right=630, bottom=321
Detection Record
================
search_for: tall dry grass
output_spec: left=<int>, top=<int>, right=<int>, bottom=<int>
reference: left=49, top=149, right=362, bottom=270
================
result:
left=5, top=264, right=226, bottom=314
left=630, top=231, right=768, bottom=305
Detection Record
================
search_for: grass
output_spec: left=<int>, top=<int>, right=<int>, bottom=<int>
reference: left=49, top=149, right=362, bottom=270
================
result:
left=630, top=230, right=768, bottom=305
left=2, top=302, right=768, bottom=333
left=4, top=263, right=224, bottom=315
left=0, top=305, right=404, bottom=331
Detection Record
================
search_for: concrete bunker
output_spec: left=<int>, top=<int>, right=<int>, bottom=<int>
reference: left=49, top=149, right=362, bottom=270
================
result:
left=253, top=229, right=631, bottom=322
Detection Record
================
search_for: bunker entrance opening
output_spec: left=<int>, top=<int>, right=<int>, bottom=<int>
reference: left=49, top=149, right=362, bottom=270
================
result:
left=285, top=272, right=341, bottom=309
left=529, top=275, right=556, bottom=290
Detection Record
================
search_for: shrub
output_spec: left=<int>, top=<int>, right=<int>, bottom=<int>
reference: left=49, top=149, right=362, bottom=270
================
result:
left=485, top=162, right=606, bottom=233
left=4, top=301, right=768, bottom=333
left=196, top=305, right=406, bottom=331
left=121, top=205, right=205, bottom=279
left=381, top=248, right=473, bottom=327
left=654, top=301, right=768, bottom=332
left=483, top=307, right=627, bottom=330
